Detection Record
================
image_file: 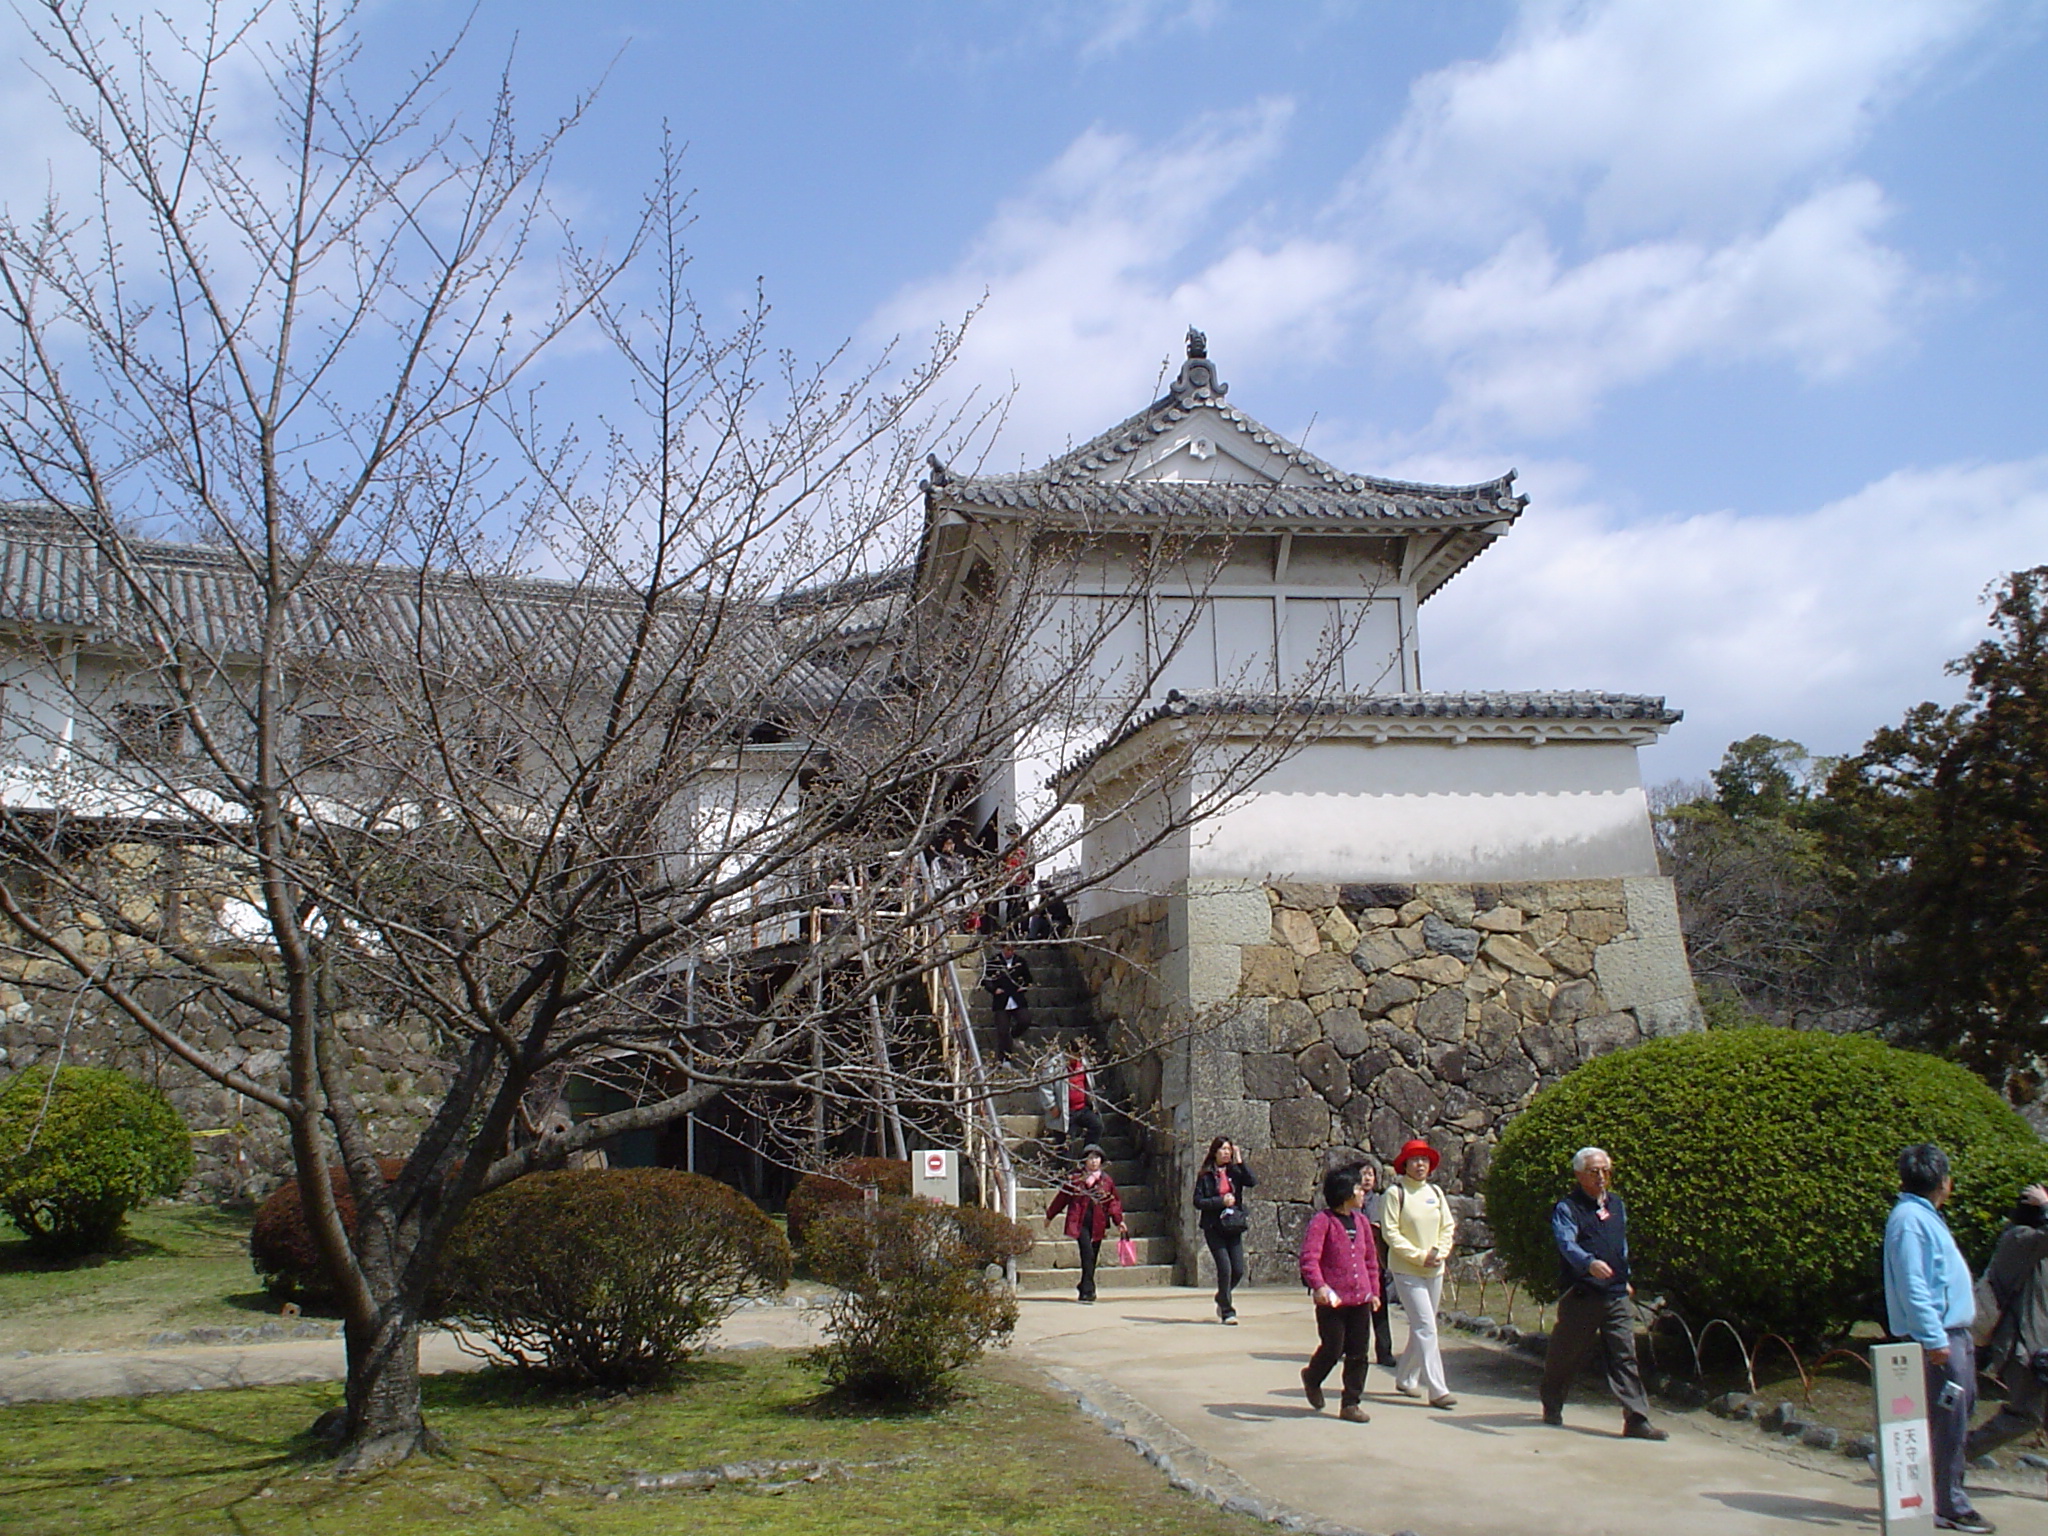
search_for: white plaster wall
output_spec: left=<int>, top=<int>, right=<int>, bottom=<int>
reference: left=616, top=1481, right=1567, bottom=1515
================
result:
left=1184, top=736, right=1662, bottom=884
left=1076, top=772, right=1189, bottom=924
left=0, top=646, right=77, bottom=763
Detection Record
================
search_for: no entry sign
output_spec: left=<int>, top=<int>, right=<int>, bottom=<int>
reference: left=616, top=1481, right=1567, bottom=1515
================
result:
left=912, top=1148, right=959, bottom=1205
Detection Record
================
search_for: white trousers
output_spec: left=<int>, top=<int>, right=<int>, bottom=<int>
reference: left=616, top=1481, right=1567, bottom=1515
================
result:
left=1392, top=1270, right=1449, bottom=1401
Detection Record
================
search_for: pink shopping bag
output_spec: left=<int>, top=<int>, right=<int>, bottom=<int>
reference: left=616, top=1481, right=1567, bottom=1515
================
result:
left=1116, top=1234, right=1137, bottom=1267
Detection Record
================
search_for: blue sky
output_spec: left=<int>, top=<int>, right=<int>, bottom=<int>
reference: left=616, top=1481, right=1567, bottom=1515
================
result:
left=6, top=0, right=2046, bottom=781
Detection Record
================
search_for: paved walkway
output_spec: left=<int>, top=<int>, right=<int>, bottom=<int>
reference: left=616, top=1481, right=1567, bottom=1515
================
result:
left=7, top=1286, right=2048, bottom=1536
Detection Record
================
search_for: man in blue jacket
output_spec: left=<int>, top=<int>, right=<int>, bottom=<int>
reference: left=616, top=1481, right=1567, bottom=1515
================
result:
left=1539, top=1146, right=1665, bottom=1439
left=1883, top=1142, right=1991, bottom=1534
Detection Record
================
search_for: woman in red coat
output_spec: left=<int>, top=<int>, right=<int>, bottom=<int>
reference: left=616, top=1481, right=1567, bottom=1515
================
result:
left=1045, top=1144, right=1128, bottom=1303
left=1298, top=1164, right=1384, bottom=1422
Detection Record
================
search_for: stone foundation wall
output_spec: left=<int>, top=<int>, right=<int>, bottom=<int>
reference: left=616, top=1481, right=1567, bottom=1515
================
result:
left=0, top=984, right=451, bottom=1202
left=1079, top=876, right=1702, bottom=1288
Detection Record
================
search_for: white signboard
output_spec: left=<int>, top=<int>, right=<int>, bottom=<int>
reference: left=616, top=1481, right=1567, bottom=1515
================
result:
left=912, top=1148, right=959, bottom=1206
left=1872, top=1342, right=1936, bottom=1535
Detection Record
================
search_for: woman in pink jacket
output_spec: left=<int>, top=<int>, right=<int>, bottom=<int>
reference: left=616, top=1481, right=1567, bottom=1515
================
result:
left=1298, top=1164, right=1383, bottom=1423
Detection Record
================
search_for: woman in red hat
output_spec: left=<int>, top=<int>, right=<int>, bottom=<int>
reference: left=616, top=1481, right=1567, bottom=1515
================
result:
left=1381, top=1138, right=1457, bottom=1408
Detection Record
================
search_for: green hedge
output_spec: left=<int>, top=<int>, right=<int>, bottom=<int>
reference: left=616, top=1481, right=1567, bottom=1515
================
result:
left=436, top=1168, right=791, bottom=1388
left=1485, top=1028, right=2048, bottom=1341
left=0, top=1065, right=193, bottom=1256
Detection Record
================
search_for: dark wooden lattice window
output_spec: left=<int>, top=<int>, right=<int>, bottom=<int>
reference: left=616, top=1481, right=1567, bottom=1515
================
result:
left=110, top=701, right=185, bottom=763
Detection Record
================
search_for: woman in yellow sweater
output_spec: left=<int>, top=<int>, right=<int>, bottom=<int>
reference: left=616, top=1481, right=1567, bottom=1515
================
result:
left=1381, top=1138, right=1457, bottom=1409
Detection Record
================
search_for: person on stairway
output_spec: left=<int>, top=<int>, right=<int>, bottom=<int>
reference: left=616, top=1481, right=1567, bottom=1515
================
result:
left=1061, top=1045, right=1104, bottom=1157
left=980, top=940, right=1033, bottom=1063
left=1194, top=1136, right=1258, bottom=1324
left=1045, top=1145, right=1127, bottom=1303
left=1025, top=881, right=1073, bottom=941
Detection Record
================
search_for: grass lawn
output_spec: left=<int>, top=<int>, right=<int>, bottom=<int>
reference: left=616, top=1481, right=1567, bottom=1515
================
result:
left=0, top=1350, right=1270, bottom=1536
left=0, top=1205, right=288, bottom=1355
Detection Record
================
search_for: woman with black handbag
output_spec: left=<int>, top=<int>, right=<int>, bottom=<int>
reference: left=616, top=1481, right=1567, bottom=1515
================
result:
left=1194, top=1136, right=1257, bottom=1324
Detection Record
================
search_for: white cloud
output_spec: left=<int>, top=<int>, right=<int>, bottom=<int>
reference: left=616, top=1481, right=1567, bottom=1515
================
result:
left=1423, top=457, right=2048, bottom=778
left=869, top=101, right=1366, bottom=456
left=1353, top=0, right=1994, bottom=433
left=1366, top=0, right=1990, bottom=244
left=1397, top=180, right=1915, bottom=434
left=1072, top=0, right=1229, bottom=62
left=879, top=0, right=2004, bottom=451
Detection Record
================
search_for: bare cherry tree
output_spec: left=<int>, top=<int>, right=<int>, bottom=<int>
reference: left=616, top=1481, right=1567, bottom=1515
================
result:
left=0, top=1, right=1356, bottom=1466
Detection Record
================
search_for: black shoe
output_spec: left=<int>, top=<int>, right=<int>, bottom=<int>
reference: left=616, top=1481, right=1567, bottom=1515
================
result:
left=1622, top=1415, right=1668, bottom=1441
left=1936, top=1514, right=1996, bottom=1534
left=1542, top=1407, right=1564, bottom=1427
left=1301, top=1368, right=1326, bottom=1411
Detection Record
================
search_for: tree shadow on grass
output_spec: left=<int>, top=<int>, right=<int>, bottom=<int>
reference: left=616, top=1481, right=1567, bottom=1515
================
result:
left=786, top=1380, right=961, bottom=1421
left=423, top=1356, right=747, bottom=1412
left=0, top=1235, right=172, bottom=1272
left=222, top=1288, right=292, bottom=1315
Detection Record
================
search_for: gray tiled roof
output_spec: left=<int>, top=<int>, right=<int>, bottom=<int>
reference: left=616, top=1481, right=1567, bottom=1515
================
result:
left=773, top=565, right=915, bottom=643
left=934, top=384, right=1520, bottom=529
left=1054, top=689, right=1682, bottom=790
left=0, top=503, right=854, bottom=714
left=927, top=477, right=1512, bottom=527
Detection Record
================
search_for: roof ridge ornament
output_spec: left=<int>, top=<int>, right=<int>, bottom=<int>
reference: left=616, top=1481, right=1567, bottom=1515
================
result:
left=1170, top=327, right=1226, bottom=403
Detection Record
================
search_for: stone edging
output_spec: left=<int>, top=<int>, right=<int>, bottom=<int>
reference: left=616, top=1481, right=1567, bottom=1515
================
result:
left=1439, top=1309, right=1890, bottom=1464
left=1037, top=1363, right=1409, bottom=1536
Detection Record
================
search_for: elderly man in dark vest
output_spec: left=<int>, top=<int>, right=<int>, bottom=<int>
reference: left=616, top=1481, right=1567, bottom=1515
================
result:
left=1539, top=1145, right=1666, bottom=1440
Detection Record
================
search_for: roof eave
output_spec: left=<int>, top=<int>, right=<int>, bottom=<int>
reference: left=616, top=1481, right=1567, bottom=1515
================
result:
left=1056, top=692, right=1680, bottom=802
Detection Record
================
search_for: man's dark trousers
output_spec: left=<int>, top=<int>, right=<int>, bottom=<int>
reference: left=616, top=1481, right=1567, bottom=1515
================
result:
left=1928, top=1326, right=1977, bottom=1523
left=1540, top=1284, right=1652, bottom=1419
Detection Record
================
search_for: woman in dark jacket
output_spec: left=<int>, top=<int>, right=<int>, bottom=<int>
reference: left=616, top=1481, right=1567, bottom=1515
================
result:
left=1193, top=1135, right=1258, bottom=1324
left=1298, top=1164, right=1383, bottom=1423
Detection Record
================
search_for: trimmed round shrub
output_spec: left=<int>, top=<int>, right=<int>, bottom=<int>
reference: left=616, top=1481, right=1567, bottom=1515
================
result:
left=784, top=1156, right=911, bottom=1251
left=951, top=1202, right=1038, bottom=1269
left=436, top=1168, right=791, bottom=1389
left=805, top=1197, right=1023, bottom=1403
left=0, top=1065, right=192, bottom=1256
left=248, top=1160, right=403, bottom=1304
left=1486, top=1028, right=2048, bottom=1342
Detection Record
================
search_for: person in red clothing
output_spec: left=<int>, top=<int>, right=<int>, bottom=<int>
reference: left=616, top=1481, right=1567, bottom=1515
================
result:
left=1045, top=1144, right=1128, bottom=1303
left=1298, top=1163, right=1384, bottom=1423
left=1065, top=1047, right=1104, bottom=1154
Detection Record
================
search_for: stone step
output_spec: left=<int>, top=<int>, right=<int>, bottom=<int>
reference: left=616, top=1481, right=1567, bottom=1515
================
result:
left=1012, top=1208, right=1170, bottom=1240
left=1017, top=1263, right=1176, bottom=1292
left=966, top=1011, right=1097, bottom=1036
left=1029, top=1234, right=1175, bottom=1268
left=1016, top=1182, right=1159, bottom=1216
left=1017, top=1158, right=1145, bottom=1187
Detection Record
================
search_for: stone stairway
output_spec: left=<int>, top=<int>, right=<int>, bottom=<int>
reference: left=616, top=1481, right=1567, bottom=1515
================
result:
left=964, top=939, right=1177, bottom=1291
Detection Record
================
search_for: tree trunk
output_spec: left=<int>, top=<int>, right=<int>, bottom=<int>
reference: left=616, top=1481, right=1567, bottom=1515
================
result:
left=336, top=1308, right=439, bottom=1471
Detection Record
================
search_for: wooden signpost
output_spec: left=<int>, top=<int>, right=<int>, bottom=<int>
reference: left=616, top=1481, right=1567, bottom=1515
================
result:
left=1872, top=1342, right=1937, bottom=1535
